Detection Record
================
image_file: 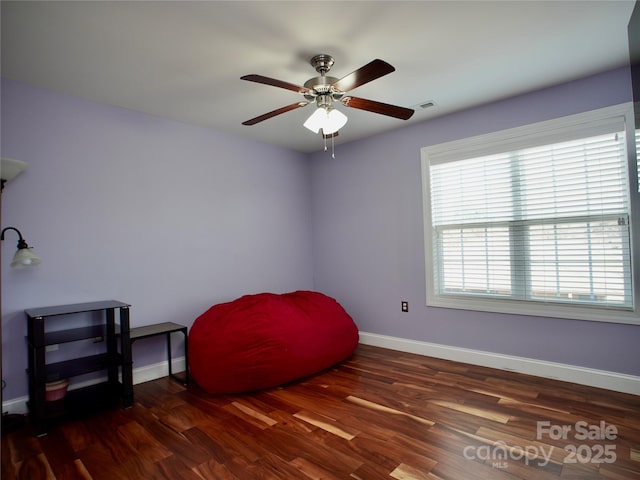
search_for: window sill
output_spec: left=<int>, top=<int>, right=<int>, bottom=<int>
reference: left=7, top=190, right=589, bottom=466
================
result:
left=426, top=294, right=640, bottom=325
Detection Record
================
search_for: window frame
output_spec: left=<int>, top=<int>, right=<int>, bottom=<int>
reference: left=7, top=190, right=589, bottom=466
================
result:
left=421, top=103, right=640, bottom=324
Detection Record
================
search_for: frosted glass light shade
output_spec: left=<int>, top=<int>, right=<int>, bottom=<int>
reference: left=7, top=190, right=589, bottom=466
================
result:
left=303, top=108, right=328, bottom=133
left=323, top=109, right=348, bottom=135
left=1, top=157, right=28, bottom=183
left=303, top=107, right=347, bottom=134
left=11, top=247, right=42, bottom=269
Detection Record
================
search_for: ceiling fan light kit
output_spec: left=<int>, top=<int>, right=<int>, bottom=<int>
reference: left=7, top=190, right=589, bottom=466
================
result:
left=303, top=107, right=348, bottom=135
left=241, top=54, right=414, bottom=156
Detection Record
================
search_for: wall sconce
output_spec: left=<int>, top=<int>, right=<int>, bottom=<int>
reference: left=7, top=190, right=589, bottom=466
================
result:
left=0, top=227, right=42, bottom=268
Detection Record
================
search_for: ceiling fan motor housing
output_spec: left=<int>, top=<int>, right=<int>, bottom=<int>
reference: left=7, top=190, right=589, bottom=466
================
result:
left=310, top=54, right=335, bottom=74
left=304, top=54, right=345, bottom=104
left=304, top=76, right=343, bottom=103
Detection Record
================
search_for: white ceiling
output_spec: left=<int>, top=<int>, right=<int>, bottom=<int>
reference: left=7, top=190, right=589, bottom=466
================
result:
left=1, top=1, right=636, bottom=153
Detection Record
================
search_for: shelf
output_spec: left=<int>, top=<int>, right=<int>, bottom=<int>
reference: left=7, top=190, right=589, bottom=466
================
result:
left=26, top=325, right=110, bottom=347
left=65, top=382, right=122, bottom=413
left=29, top=324, right=122, bottom=347
left=26, top=300, right=133, bottom=435
left=38, top=382, right=124, bottom=423
left=131, top=322, right=186, bottom=340
left=25, top=300, right=130, bottom=319
left=44, top=353, right=117, bottom=382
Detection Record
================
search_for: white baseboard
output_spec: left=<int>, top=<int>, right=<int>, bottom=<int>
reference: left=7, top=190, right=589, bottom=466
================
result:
left=2, top=357, right=187, bottom=415
left=5, top=339, right=637, bottom=414
left=132, top=356, right=187, bottom=385
left=358, top=332, right=640, bottom=396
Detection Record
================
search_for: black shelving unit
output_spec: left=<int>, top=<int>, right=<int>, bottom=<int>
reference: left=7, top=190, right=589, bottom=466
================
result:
left=25, top=300, right=133, bottom=435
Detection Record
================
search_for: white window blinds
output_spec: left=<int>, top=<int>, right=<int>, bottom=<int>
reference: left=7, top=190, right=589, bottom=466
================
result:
left=422, top=105, right=639, bottom=322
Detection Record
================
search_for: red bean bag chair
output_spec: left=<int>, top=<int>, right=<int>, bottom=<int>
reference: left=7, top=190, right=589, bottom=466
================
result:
left=188, top=291, right=359, bottom=394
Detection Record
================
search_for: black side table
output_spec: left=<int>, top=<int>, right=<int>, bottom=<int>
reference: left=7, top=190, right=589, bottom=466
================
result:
left=130, top=322, right=189, bottom=385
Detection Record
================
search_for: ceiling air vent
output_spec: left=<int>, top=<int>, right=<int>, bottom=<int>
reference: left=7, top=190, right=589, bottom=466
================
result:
left=417, top=100, right=436, bottom=109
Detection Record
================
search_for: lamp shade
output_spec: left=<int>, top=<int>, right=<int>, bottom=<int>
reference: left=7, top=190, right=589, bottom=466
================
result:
left=303, top=108, right=328, bottom=134
left=11, top=247, right=42, bottom=269
left=303, top=107, right=348, bottom=134
left=323, top=109, right=348, bottom=135
left=1, top=157, right=28, bottom=184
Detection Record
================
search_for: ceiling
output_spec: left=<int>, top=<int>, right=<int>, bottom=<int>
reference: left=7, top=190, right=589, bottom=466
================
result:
left=1, top=1, right=636, bottom=153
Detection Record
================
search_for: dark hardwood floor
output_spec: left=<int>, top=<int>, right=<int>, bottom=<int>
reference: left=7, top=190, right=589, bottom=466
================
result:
left=2, top=344, right=639, bottom=479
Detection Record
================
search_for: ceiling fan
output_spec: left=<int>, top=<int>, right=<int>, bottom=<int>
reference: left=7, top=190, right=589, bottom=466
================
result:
left=240, top=54, right=414, bottom=139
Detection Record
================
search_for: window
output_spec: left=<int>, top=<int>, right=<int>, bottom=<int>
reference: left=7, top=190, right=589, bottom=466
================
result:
left=421, top=104, right=640, bottom=324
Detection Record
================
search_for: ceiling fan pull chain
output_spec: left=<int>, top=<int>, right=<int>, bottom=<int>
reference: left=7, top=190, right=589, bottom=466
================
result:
left=324, top=134, right=328, bottom=152
left=331, top=135, right=336, bottom=159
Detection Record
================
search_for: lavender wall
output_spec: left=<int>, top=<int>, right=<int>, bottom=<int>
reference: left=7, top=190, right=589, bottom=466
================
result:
left=2, top=67, right=639, bottom=406
left=1, top=78, right=313, bottom=401
left=310, top=67, right=640, bottom=376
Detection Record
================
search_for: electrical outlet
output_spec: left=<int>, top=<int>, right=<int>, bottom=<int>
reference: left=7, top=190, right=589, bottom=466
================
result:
left=401, top=301, right=409, bottom=312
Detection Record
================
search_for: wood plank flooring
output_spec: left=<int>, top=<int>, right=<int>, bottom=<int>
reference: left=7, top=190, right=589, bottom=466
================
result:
left=2, top=344, right=639, bottom=479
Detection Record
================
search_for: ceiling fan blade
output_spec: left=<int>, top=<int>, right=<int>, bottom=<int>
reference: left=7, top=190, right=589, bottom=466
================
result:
left=241, top=74, right=312, bottom=94
left=341, top=96, right=414, bottom=120
left=331, top=59, right=395, bottom=92
left=242, top=102, right=308, bottom=126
